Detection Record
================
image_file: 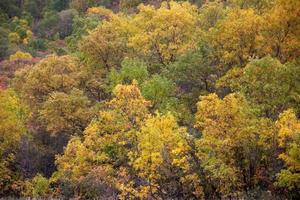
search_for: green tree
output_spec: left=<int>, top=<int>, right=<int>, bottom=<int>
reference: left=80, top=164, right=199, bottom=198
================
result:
left=108, top=58, right=149, bottom=90
left=218, top=56, right=300, bottom=118
left=168, top=46, right=217, bottom=110
left=141, top=74, right=176, bottom=111
left=24, top=174, right=50, bottom=198
left=0, top=27, right=9, bottom=60
left=37, top=10, right=59, bottom=39
left=66, top=14, right=100, bottom=52
left=57, top=9, right=78, bottom=39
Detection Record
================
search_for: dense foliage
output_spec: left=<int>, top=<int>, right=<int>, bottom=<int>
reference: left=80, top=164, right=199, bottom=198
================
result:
left=0, top=0, right=299, bottom=199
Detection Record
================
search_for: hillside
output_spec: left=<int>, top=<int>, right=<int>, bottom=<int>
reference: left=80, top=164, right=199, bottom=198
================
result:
left=0, top=0, right=299, bottom=199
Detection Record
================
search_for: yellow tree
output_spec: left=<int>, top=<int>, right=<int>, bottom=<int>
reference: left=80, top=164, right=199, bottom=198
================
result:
left=125, top=113, right=204, bottom=199
left=195, top=93, right=275, bottom=196
left=87, top=6, right=114, bottom=19
left=82, top=83, right=151, bottom=168
left=228, top=0, right=273, bottom=12
left=198, top=2, right=225, bottom=31
left=38, top=89, right=94, bottom=136
left=53, top=83, right=151, bottom=198
left=81, top=1, right=201, bottom=68
left=208, top=8, right=262, bottom=69
left=275, top=109, right=300, bottom=192
left=9, top=51, right=32, bottom=61
left=261, top=0, right=300, bottom=62
left=128, top=1, right=201, bottom=66
left=12, top=55, right=82, bottom=108
left=80, top=14, right=132, bottom=69
left=0, top=90, right=28, bottom=196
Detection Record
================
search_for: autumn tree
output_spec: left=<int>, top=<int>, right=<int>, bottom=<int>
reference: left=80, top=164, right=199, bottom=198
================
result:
left=198, top=1, right=225, bottom=31
left=128, top=1, right=201, bottom=66
left=38, top=89, right=94, bottom=136
left=275, top=109, right=300, bottom=196
left=9, top=17, right=32, bottom=45
left=228, top=0, right=273, bottom=12
left=1, top=0, right=300, bottom=199
left=119, top=0, right=141, bottom=12
left=261, top=0, right=300, bottom=62
left=195, top=93, right=275, bottom=197
left=208, top=8, right=262, bottom=69
left=0, top=90, right=28, bottom=196
left=125, top=113, right=204, bottom=199
left=11, top=55, right=86, bottom=172
left=12, top=55, right=82, bottom=108
left=80, top=14, right=131, bottom=69
left=9, top=50, right=32, bottom=61
left=53, top=83, right=151, bottom=198
left=81, top=1, right=202, bottom=69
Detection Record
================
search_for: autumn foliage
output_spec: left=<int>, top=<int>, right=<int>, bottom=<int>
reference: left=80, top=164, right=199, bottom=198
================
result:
left=0, top=0, right=299, bottom=199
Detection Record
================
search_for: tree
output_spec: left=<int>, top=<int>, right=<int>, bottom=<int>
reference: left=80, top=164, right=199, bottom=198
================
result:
left=228, top=0, right=273, bottom=12
left=261, top=0, right=300, bottom=62
left=53, top=83, right=151, bottom=198
left=23, top=174, right=50, bottom=198
left=0, top=27, right=9, bottom=60
left=57, top=9, right=78, bottom=39
left=0, top=0, right=22, bottom=18
left=275, top=109, right=300, bottom=195
left=50, top=0, right=70, bottom=12
left=0, top=90, right=28, bottom=196
left=108, top=58, right=149, bottom=90
left=36, top=10, right=59, bottom=39
left=195, top=93, right=275, bottom=197
left=208, top=8, right=262, bottom=69
left=168, top=46, right=217, bottom=110
left=24, top=0, right=49, bottom=19
left=119, top=0, right=142, bottom=12
left=12, top=55, right=82, bottom=108
left=125, top=113, right=204, bottom=199
left=9, top=17, right=32, bottom=45
left=69, top=0, right=89, bottom=13
left=0, top=57, right=38, bottom=90
left=39, top=89, right=94, bottom=136
left=217, top=56, right=300, bottom=118
left=65, top=14, right=100, bottom=52
left=141, top=74, right=176, bottom=112
left=128, top=1, right=201, bottom=66
left=198, top=2, right=225, bottom=31
left=80, top=14, right=131, bottom=69
left=9, top=50, right=32, bottom=61
left=69, top=0, right=97, bottom=13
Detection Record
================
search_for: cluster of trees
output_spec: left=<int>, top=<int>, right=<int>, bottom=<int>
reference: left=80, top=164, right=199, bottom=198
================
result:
left=0, top=0, right=299, bottom=199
